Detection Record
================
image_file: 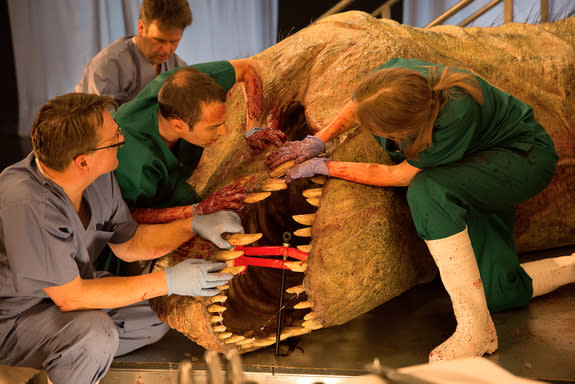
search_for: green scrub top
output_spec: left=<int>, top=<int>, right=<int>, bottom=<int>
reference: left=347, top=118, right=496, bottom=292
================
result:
left=373, top=58, right=539, bottom=167
left=113, top=61, right=236, bottom=211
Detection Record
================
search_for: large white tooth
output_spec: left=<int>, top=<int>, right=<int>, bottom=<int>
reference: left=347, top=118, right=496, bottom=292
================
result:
left=302, top=188, right=322, bottom=198
left=210, top=295, right=228, bottom=304
left=213, top=250, right=244, bottom=261
left=304, top=312, right=318, bottom=321
left=292, top=214, right=315, bottom=226
left=285, top=261, right=308, bottom=272
left=262, top=178, right=288, bottom=191
left=210, top=315, right=224, bottom=323
left=269, top=160, right=295, bottom=178
left=225, top=335, right=246, bottom=344
left=302, top=320, right=323, bottom=330
left=297, top=244, right=312, bottom=253
left=306, top=198, right=320, bottom=207
left=286, top=285, right=306, bottom=295
left=213, top=325, right=227, bottom=333
left=294, top=227, right=312, bottom=237
left=236, top=337, right=256, bottom=346
left=281, top=327, right=310, bottom=338
left=225, top=233, right=263, bottom=246
left=221, top=266, right=246, bottom=275
left=244, top=192, right=271, bottom=204
left=218, top=332, right=233, bottom=340
left=208, top=304, right=227, bottom=313
left=251, top=338, right=276, bottom=348
left=294, top=301, right=313, bottom=309
left=311, top=176, right=326, bottom=185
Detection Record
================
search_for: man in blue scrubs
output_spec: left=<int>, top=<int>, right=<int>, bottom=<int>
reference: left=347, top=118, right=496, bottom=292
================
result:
left=75, top=0, right=192, bottom=106
left=0, top=93, right=243, bottom=383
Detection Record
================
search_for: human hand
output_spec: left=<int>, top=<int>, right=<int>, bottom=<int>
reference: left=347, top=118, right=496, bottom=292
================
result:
left=191, top=211, right=244, bottom=249
left=266, top=135, right=325, bottom=169
left=165, top=258, right=233, bottom=296
left=245, top=127, right=288, bottom=151
left=285, top=157, right=330, bottom=183
left=192, top=183, right=248, bottom=216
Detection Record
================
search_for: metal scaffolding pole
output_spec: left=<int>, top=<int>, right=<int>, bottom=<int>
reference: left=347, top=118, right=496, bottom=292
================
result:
left=540, top=0, right=549, bottom=22
left=318, top=0, right=358, bottom=20
left=504, top=0, right=514, bottom=23
left=458, top=0, right=502, bottom=27
left=425, top=0, right=474, bottom=28
left=371, top=0, right=402, bottom=19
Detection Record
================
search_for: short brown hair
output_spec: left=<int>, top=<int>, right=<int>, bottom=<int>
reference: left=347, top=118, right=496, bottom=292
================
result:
left=31, top=93, right=117, bottom=171
left=158, top=67, right=226, bottom=129
left=140, top=0, right=192, bottom=31
left=354, top=65, right=483, bottom=160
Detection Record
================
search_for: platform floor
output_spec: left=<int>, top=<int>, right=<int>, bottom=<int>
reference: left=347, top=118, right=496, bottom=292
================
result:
left=110, top=248, right=575, bottom=384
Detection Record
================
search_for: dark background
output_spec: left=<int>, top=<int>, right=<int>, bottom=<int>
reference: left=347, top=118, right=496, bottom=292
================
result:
left=277, top=0, right=402, bottom=40
left=0, top=0, right=18, bottom=136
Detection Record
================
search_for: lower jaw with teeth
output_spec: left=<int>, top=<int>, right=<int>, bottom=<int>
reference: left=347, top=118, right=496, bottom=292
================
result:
left=152, top=170, right=325, bottom=353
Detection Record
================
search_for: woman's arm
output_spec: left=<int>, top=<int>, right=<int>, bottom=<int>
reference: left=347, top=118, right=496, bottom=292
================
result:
left=327, top=159, right=422, bottom=187
left=286, top=158, right=422, bottom=187
left=315, top=100, right=357, bottom=143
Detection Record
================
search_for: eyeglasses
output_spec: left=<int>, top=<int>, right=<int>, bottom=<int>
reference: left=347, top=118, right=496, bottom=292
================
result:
left=85, top=126, right=125, bottom=153
left=85, top=141, right=125, bottom=153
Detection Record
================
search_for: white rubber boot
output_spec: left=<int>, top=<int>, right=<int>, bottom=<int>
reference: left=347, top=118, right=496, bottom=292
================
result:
left=425, top=227, right=498, bottom=363
left=521, top=253, right=575, bottom=298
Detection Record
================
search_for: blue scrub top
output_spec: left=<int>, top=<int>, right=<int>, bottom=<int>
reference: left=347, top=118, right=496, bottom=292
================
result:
left=0, top=153, right=138, bottom=325
left=74, top=36, right=187, bottom=106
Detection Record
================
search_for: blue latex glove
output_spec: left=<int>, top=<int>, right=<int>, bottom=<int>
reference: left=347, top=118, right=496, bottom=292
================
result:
left=245, top=127, right=263, bottom=138
left=285, top=157, right=330, bottom=183
left=266, top=135, right=325, bottom=169
left=165, top=258, right=233, bottom=296
left=191, top=211, right=244, bottom=249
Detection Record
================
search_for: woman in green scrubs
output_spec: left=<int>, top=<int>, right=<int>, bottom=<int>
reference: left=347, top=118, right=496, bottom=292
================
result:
left=266, top=58, right=574, bottom=362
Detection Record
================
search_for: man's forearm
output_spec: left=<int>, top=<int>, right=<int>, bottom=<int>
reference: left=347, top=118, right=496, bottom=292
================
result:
left=131, top=205, right=194, bottom=224
left=45, top=272, right=168, bottom=311
left=112, top=218, right=195, bottom=262
left=231, top=58, right=263, bottom=129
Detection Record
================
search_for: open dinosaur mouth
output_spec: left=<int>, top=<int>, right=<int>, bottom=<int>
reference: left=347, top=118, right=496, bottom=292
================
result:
left=151, top=102, right=334, bottom=352
left=213, top=102, right=322, bottom=348
left=209, top=176, right=324, bottom=350
left=150, top=98, right=435, bottom=353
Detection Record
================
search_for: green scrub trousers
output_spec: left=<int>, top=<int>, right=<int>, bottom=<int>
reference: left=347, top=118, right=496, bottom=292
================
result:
left=406, top=131, right=557, bottom=312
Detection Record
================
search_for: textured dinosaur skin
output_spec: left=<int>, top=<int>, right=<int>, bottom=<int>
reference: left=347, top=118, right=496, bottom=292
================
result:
left=150, top=11, right=575, bottom=353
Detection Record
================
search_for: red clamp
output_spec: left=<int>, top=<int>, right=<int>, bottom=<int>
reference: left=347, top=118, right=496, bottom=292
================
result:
left=232, top=245, right=308, bottom=271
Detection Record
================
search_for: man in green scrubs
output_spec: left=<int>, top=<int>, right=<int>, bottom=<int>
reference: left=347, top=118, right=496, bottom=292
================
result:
left=106, top=59, right=286, bottom=273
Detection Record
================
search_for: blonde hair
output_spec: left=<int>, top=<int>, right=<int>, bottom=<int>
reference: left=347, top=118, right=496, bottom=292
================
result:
left=353, top=65, right=483, bottom=160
